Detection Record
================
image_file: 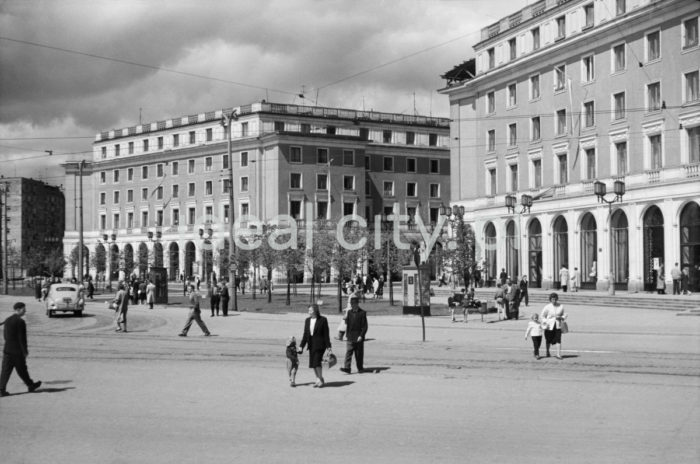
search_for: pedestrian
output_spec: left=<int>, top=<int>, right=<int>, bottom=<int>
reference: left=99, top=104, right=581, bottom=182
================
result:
left=681, top=266, right=690, bottom=295
left=505, top=278, right=520, bottom=320
left=438, top=273, right=447, bottom=287
left=541, top=292, right=567, bottom=359
left=0, top=302, right=42, bottom=397
left=570, top=267, right=580, bottom=292
left=448, top=288, right=466, bottom=323
left=524, top=313, right=544, bottom=359
left=146, top=279, right=156, bottom=309
left=340, top=295, right=368, bottom=374
left=112, top=282, right=129, bottom=333
left=183, top=278, right=188, bottom=297
left=298, top=304, right=332, bottom=388
left=590, top=261, right=597, bottom=285
left=139, top=280, right=147, bottom=304
left=196, top=277, right=201, bottom=290
left=671, top=263, right=682, bottom=295
left=519, top=275, right=529, bottom=307
left=559, top=265, right=569, bottom=292
left=499, top=268, right=508, bottom=286
left=656, top=264, right=666, bottom=294
left=286, top=336, right=299, bottom=387
left=211, top=283, right=220, bottom=316
left=41, top=280, right=49, bottom=301
left=34, top=279, right=42, bottom=301
left=220, top=281, right=229, bottom=316
left=494, top=283, right=507, bottom=321
left=376, top=275, right=384, bottom=299
left=178, top=284, right=211, bottom=337
left=87, top=279, right=95, bottom=299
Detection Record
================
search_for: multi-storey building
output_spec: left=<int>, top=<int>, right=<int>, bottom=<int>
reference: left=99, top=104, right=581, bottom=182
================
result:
left=0, top=177, right=65, bottom=279
left=439, top=0, right=700, bottom=292
left=62, top=102, right=450, bottom=283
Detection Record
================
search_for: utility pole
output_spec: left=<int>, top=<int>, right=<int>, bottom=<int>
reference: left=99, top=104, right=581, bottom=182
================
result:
left=2, top=181, right=7, bottom=295
left=78, top=161, right=85, bottom=283
left=222, top=109, right=239, bottom=311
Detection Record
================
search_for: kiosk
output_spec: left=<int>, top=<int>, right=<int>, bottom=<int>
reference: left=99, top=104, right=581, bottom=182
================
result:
left=402, top=265, right=431, bottom=316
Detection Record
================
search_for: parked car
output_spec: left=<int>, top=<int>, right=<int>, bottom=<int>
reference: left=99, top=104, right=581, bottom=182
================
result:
left=45, top=283, right=84, bottom=317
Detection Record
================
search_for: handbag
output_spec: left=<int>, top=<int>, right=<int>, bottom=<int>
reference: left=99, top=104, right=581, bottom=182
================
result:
left=323, top=350, right=337, bottom=369
left=560, top=320, right=569, bottom=334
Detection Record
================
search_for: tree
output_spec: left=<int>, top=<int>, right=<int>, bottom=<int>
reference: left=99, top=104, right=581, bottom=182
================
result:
left=442, top=219, right=476, bottom=289
left=305, top=221, right=335, bottom=303
left=91, top=246, right=106, bottom=276
left=370, top=227, right=412, bottom=305
left=44, top=248, right=67, bottom=278
left=330, top=224, right=367, bottom=312
left=277, top=230, right=306, bottom=306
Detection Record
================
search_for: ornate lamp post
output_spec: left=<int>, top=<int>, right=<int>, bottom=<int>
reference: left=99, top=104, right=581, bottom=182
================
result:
left=594, top=179, right=625, bottom=295
left=221, top=109, right=239, bottom=311
left=440, top=204, right=467, bottom=288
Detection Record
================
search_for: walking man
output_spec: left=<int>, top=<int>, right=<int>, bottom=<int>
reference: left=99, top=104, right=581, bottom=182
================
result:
left=179, top=284, right=211, bottom=337
left=340, top=295, right=368, bottom=374
left=1, top=302, right=42, bottom=397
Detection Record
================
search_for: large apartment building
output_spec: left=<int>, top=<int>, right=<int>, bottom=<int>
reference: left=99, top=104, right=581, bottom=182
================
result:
left=62, top=101, right=450, bottom=282
left=439, top=0, right=700, bottom=292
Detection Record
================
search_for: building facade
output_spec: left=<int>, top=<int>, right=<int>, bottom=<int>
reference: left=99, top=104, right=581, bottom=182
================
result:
left=0, top=177, right=65, bottom=279
left=62, top=102, right=450, bottom=283
left=439, top=0, right=700, bottom=292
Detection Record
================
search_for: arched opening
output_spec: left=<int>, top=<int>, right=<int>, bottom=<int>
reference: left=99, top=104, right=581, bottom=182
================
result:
left=580, top=213, right=597, bottom=289
left=484, top=222, right=497, bottom=287
left=184, top=241, right=196, bottom=280
left=109, top=244, right=120, bottom=281
left=505, top=220, right=519, bottom=281
left=169, top=242, right=180, bottom=281
left=138, top=242, right=149, bottom=277
left=611, top=209, right=629, bottom=290
left=123, top=244, right=134, bottom=278
left=680, top=201, right=700, bottom=292
left=69, top=245, right=90, bottom=280
left=528, top=219, right=542, bottom=288
left=203, top=238, right=213, bottom=284
left=153, top=242, right=164, bottom=268
left=643, top=206, right=664, bottom=292
left=552, top=216, right=569, bottom=289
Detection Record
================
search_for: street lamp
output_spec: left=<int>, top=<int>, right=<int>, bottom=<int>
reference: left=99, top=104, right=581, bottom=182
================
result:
left=593, top=179, right=625, bottom=295
left=440, top=204, right=469, bottom=288
left=221, top=109, right=239, bottom=311
left=380, top=213, right=395, bottom=305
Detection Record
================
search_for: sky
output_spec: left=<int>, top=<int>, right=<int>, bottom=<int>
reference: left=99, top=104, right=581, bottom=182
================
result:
left=0, top=0, right=530, bottom=185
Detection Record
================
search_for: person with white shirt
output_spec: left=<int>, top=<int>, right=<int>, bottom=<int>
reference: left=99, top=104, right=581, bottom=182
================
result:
left=540, top=293, right=567, bottom=359
left=525, top=313, right=545, bottom=359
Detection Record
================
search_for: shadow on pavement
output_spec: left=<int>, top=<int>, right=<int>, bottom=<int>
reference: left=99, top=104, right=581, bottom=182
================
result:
left=43, top=380, right=73, bottom=385
left=561, top=354, right=579, bottom=359
left=360, top=367, right=390, bottom=373
left=322, top=381, right=354, bottom=388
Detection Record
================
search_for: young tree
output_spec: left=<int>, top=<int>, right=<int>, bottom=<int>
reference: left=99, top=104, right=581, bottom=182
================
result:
left=442, top=219, right=476, bottom=289
left=275, top=227, right=305, bottom=306
left=304, top=221, right=334, bottom=303
left=330, top=224, right=367, bottom=312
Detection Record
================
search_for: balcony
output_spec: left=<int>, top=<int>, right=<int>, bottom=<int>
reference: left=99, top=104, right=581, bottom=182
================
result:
left=646, top=170, right=661, bottom=183
left=684, top=163, right=700, bottom=178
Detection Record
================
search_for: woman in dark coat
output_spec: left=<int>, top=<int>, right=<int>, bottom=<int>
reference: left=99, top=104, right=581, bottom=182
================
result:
left=299, top=304, right=332, bottom=388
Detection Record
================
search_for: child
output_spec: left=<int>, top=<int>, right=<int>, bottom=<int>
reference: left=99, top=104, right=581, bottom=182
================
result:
left=524, top=314, right=544, bottom=359
left=286, top=336, right=299, bottom=387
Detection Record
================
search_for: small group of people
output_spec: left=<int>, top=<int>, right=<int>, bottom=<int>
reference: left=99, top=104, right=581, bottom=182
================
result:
left=667, top=263, right=693, bottom=295
left=493, top=277, right=525, bottom=321
left=524, top=292, right=568, bottom=359
left=447, top=287, right=481, bottom=323
left=558, top=265, right=581, bottom=293
left=286, top=294, right=368, bottom=388
left=207, top=280, right=231, bottom=317
left=124, top=277, right=156, bottom=309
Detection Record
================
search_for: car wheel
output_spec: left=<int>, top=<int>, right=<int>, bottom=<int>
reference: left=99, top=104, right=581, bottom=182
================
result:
left=75, top=310, right=83, bottom=317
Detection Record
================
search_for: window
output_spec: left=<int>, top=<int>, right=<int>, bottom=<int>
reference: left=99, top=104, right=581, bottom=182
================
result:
left=141, top=211, right=148, bottom=227
left=127, top=189, right=133, bottom=202
left=530, top=74, right=540, bottom=100
left=172, top=161, right=179, bottom=176
left=556, top=109, right=567, bottom=135
left=683, top=17, right=699, bottom=49
left=156, top=186, right=163, bottom=200
left=585, top=148, right=596, bottom=179
left=317, top=174, right=328, bottom=190
left=158, top=136, right=163, bottom=150
left=507, top=83, right=517, bottom=107
left=584, top=3, right=594, bottom=28
left=143, top=139, right=149, bottom=152
left=554, top=65, right=566, bottom=91
left=359, top=128, right=369, bottom=140
left=113, top=170, right=120, bottom=183
left=188, top=183, right=195, bottom=197
left=407, top=158, right=417, bottom=172
left=188, top=208, right=195, bottom=225
left=241, top=122, right=249, bottom=137
left=289, top=201, right=301, bottom=219
left=488, top=168, right=497, bottom=195
left=205, top=181, right=212, bottom=195
left=383, top=181, right=394, bottom=197
left=685, top=71, right=699, bottom=102
left=127, top=168, right=133, bottom=181
left=430, top=208, right=440, bottom=225
left=650, top=134, right=662, bottom=169
left=406, top=132, right=415, bottom=145
left=430, top=159, right=440, bottom=174
left=614, top=92, right=626, bottom=119
left=364, top=155, right=371, bottom=170
left=533, top=159, right=542, bottom=188
left=429, top=183, right=440, bottom=198
left=488, top=47, right=495, bottom=69
left=509, top=38, right=516, bottom=61
left=223, top=205, right=229, bottom=224
left=222, top=154, right=229, bottom=170
left=365, top=178, right=371, bottom=196
left=301, top=123, right=311, bottom=134
left=100, top=192, right=106, bottom=205
left=616, top=142, right=628, bottom=174
left=142, top=165, right=148, bottom=179
left=509, top=164, right=518, bottom=192
left=142, top=188, right=148, bottom=200
left=406, top=182, right=417, bottom=197
left=189, top=131, right=195, bottom=144
left=688, top=126, right=700, bottom=163
left=488, top=130, right=496, bottom=151
left=556, top=16, right=566, bottom=40
left=584, top=101, right=595, bottom=127
left=113, top=213, right=120, bottom=229
left=188, top=159, right=195, bottom=173
left=115, top=145, right=120, bottom=157
left=172, top=208, right=179, bottom=226
left=101, top=146, right=106, bottom=159
left=647, top=82, right=661, bottom=111
left=205, top=205, right=213, bottom=220
left=613, top=43, right=626, bottom=72
left=616, top=0, right=626, bottom=16
left=157, top=164, right=164, bottom=177
left=290, top=173, right=301, bottom=189
left=558, top=154, right=568, bottom=184
left=531, top=117, right=541, bottom=141
left=317, top=148, right=328, bottom=164
left=206, top=128, right=212, bottom=142
left=223, top=179, right=231, bottom=194
left=582, top=55, right=595, bottom=82
left=240, top=177, right=248, bottom=192
left=241, top=152, right=248, bottom=167
left=127, top=212, right=133, bottom=229
left=290, top=146, right=302, bottom=163
left=383, top=130, right=392, bottom=143
left=172, top=185, right=179, bottom=199
left=508, top=123, right=517, bottom=146
left=487, top=91, right=495, bottom=113
left=647, top=31, right=660, bottom=62
left=156, top=210, right=163, bottom=227
left=532, top=27, right=540, bottom=51
left=429, top=133, right=438, bottom=146
left=173, top=134, right=179, bottom=147
left=343, top=150, right=354, bottom=165
left=128, top=142, right=134, bottom=155
left=100, top=171, right=106, bottom=184
left=316, top=201, right=328, bottom=219
left=274, top=121, right=285, bottom=132
left=343, top=175, right=354, bottom=191
left=383, top=156, right=394, bottom=171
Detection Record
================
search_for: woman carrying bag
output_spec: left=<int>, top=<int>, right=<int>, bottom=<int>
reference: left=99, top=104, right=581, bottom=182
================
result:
left=299, top=304, right=332, bottom=388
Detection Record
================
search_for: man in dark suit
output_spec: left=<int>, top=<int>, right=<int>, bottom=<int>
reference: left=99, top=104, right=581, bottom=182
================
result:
left=340, top=295, right=368, bottom=374
left=1, top=302, right=41, bottom=397
left=505, top=279, right=520, bottom=320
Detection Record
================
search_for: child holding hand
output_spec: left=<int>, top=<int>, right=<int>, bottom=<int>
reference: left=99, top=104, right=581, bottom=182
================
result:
left=525, top=314, right=544, bottom=359
left=286, top=336, right=300, bottom=387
